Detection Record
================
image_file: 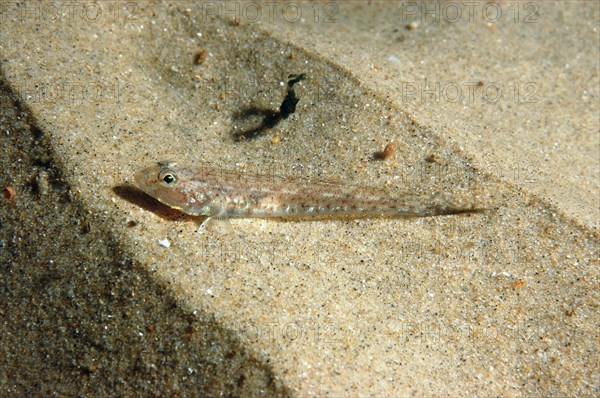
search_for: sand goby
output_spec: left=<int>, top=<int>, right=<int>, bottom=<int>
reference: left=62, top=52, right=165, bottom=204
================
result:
left=133, top=161, right=482, bottom=227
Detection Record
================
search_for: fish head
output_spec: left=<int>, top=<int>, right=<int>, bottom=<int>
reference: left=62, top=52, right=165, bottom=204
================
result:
left=133, top=160, right=205, bottom=215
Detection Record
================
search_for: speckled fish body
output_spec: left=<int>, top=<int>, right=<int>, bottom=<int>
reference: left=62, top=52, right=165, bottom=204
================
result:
left=133, top=161, right=476, bottom=220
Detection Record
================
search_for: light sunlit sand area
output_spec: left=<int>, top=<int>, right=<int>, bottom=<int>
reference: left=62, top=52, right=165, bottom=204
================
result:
left=0, top=1, right=598, bottom=396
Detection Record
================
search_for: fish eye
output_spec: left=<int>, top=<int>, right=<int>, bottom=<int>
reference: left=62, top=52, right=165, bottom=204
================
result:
left=159, top=171, right=177, bottom=185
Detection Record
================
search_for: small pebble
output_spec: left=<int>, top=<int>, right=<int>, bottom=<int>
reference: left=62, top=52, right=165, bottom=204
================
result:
left=381, top=142, right=396, bottom=160
left=2, top=186, right=16, bottom=200
left=193, top=49, right=208, bottom=65
left=406, top=21, right=419, bottom=30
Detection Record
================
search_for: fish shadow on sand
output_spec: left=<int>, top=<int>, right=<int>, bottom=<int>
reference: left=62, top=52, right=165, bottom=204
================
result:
left=113, top=185, right=200, bottom=224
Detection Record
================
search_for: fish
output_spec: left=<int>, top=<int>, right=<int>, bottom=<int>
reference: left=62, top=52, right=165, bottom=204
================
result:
left=133, top=160, right=483, bottom=226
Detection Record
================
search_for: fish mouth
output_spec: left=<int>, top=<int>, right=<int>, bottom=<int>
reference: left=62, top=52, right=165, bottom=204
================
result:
left=132, top=170, right=147, bottom=190
left=132, top=167, right=159, bottom=197
left=132, top=165, right=154, bottom=184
